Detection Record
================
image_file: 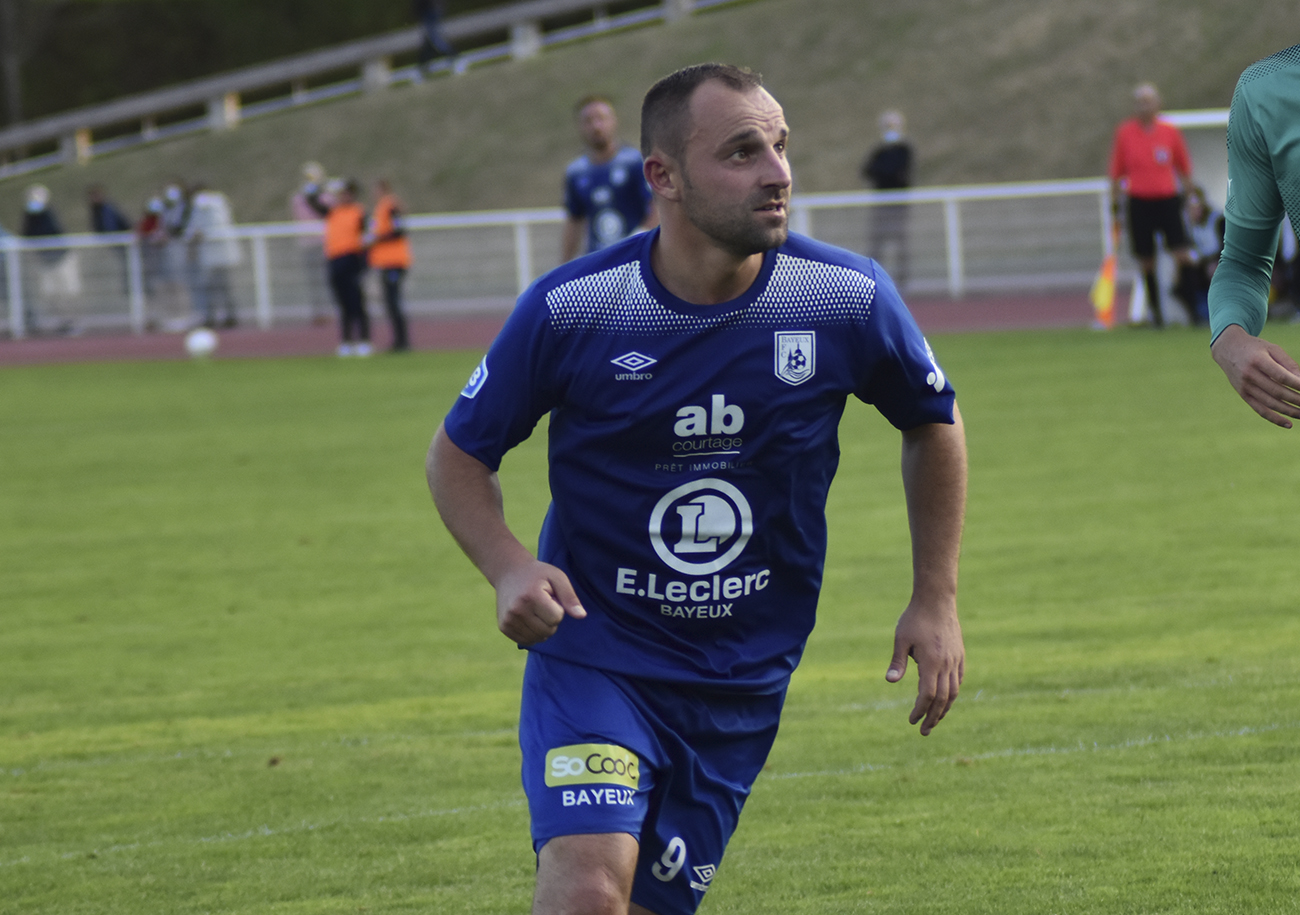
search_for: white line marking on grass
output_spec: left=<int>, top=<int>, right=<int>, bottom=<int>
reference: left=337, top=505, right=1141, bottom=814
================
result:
left=0, top=798, right=526, bottom=870
left=763, top=720, right=1300, bottom=781
left=947, top=721, right=1295, bottom=765
left=0, top=729, right=517, bottom=779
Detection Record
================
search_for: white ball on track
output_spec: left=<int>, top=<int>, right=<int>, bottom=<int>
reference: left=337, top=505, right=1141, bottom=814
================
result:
left=184, top=327, right=218, bottom=358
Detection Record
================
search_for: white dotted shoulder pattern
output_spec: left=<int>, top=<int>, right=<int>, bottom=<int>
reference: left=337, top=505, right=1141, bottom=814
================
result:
left=546, top=254, right=876, bottom=336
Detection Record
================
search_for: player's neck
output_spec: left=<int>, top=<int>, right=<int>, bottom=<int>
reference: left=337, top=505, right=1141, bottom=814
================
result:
left=650, top=226, right=765, bottom=306
left=587, top=139, right=619, bottom=164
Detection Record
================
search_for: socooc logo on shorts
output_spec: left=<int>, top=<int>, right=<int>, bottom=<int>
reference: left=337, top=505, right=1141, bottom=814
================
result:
left=545, top=743, right=640, bottom=789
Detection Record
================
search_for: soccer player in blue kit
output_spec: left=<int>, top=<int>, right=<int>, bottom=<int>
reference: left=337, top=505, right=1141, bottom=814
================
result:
left=561, top=95, right=658, bottom=262
left=428, top=64, right=967, bottom=915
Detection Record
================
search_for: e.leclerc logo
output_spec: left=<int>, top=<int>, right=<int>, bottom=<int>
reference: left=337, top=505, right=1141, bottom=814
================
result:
left=615, top=478, right=770, bottom=617
left=648, top=478, right=752, bottom=575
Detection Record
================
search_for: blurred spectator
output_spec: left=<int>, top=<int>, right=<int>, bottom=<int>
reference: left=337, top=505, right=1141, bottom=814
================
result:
left=561, top=95, right=656, bottom=262
left=290, top=161, right=333, bottom=325
left=1177, top=186, right=1224, bottom=324
left=310, top=178, right=372, bottom=356
left=1109, top=83, right=1200, bottom=327
left=183, top=182, right=241, bottom=329
left=21, top=184, right=77, bottom=334
left=368, top=178, right=412, bottom=352
left=22, top=184, right=62, bottom=239
left=413, top=0, right=454, bottom=74
left=1273, top=215, right=1299, bottom=316
left=137, top=197, right=166, bottom=299
left=159, top=182, right=194, bottom=325
left=88, top=185, right=133, bottom=295
left=148, top=184, right=195, bottom=330
left=861, top=109, right=913, bottom=288
left=87, top=185, right=132, bottom=233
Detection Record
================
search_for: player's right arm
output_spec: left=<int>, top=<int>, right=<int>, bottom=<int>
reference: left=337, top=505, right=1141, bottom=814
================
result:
left=427, top=423, right=586, bottom=644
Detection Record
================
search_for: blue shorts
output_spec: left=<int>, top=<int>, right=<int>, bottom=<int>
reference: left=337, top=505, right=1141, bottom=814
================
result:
left=519, top=651, right=786, bottom=915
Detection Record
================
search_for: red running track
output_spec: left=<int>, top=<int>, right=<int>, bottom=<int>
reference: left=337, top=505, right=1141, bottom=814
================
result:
left=0, top=292, right=1095, bottom=367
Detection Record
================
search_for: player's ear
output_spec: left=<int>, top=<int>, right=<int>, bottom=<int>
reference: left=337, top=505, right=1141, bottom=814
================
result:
left=644, top=153, right=681, bottom=203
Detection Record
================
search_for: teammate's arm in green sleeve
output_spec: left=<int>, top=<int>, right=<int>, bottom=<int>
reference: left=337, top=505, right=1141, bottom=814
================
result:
left=1209, top=222, right=1300, bottom=428
left=1208, top=221, right=1280, bottom=342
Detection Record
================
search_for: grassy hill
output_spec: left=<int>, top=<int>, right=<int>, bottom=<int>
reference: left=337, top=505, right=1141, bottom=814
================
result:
left=1, top=0, right=1294, bottom=231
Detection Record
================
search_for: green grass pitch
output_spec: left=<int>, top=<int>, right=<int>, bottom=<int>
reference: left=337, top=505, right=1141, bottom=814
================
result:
left=3, top=324, right=1300, bottom=913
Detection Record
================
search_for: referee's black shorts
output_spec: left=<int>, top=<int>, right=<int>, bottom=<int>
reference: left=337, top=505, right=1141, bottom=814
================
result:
left=1126, top=195, right=1188, bottom=258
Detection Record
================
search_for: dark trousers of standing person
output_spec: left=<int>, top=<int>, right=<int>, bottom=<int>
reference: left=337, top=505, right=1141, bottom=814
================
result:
left=418, top=12, right=454, bottom=68
left=379, top=267, right=411, bottom=351
left=328, top=253, right=369, bottom=343
left=869, top=203, right=910, bottom=289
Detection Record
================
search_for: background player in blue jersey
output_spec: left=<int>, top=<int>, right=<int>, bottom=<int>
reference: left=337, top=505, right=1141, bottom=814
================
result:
left=429, top=64, right=967, bottom=915
left=561, top=95, right=658, bottom=262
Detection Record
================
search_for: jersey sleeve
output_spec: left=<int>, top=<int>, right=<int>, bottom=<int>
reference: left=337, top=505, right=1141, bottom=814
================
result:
left=1223, top=81, right=1286, bottom=233
left=1208, top=221, right=1279, bottom=341
left=441, top=291, right=561, bottom=471
left=854, top=269, right=956, bottom=429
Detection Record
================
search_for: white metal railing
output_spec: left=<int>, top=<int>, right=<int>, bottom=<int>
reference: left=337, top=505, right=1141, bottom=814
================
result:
left=0, top=178, right=1118, bottom=340
left=791, top=178, right=1114, bottom=297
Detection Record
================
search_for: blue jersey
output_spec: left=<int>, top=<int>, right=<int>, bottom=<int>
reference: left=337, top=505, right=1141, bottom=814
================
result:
left=563, top=145, right=653, bottom=253
left=443, top=229, right=955, bottom=690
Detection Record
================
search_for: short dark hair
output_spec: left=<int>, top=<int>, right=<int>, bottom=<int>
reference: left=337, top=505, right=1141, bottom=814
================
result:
left=640, top=63, right=763, bottom=160
left=574, top=94, right=614, bottom=116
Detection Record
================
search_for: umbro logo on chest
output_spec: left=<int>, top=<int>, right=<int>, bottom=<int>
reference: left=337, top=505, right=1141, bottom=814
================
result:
left=612, top=351, right=656, bottom=380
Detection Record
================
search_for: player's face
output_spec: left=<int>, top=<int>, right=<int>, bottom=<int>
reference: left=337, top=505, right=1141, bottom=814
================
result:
left=677, top=83, right=791, bottom=257
left=578, top=101, right=618, bottom=153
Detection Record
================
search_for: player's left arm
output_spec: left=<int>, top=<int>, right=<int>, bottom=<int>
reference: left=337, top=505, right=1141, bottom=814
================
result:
left=888, top=403, right=967, bottom=736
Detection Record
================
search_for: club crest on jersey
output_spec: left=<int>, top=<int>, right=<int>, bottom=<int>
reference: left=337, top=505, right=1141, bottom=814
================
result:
left=774, top=332, right=815, bottom=386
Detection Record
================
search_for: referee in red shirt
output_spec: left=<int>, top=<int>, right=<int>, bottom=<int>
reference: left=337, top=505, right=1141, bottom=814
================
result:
left=1109, top=83, right=1200, bottom=327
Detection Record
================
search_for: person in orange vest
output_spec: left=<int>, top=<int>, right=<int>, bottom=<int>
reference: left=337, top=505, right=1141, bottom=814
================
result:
left=312, top=178, right=372, bottom=357
left=367, top=179, right=412, bottom=353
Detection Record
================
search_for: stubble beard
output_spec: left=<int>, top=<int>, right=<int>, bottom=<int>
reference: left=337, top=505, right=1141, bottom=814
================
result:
left=681, top=173, right=789, bottom=258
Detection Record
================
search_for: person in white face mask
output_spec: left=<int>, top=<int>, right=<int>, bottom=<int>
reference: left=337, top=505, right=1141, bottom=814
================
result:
left=861, top=109, right=914, bottom=288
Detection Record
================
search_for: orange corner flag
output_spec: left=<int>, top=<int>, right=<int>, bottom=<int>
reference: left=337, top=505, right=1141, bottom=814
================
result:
left=1090, top=220, right=1121, bottom=329
left=1090, top=252, right=1116, bottom=328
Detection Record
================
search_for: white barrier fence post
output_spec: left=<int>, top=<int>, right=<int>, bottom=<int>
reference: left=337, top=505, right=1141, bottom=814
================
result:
left=943, top=196, right=964, bottom=298
left=1100, top=184, right=1115, bottom=258
left=514, top=219, right=533, bottom=295
left=251, top=234, right=273, bottom=328
left=126, top=238, right=147, bottom=334
left=4, top=237, right=23, bottom=340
